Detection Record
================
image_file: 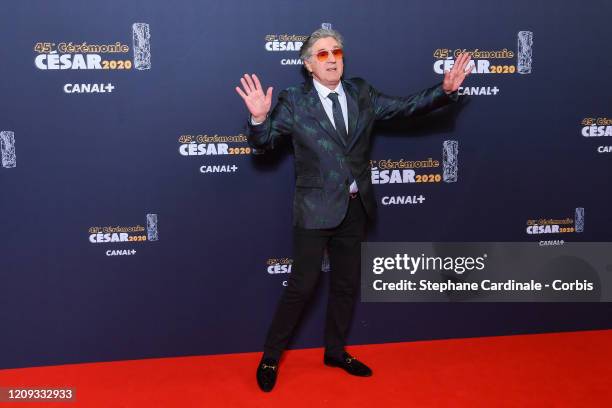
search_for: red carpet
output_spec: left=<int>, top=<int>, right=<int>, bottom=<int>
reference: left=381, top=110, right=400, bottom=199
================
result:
left=0, top=330, right=610, bottom=407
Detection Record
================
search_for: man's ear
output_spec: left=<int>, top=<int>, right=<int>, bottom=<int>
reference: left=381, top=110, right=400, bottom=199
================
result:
left=304, top=59, right=312, bottom=74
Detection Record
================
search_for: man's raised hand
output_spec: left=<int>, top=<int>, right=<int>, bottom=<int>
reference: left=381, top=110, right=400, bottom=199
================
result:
left=442, top=52, right=472, bottom=94
left=235, top=74, right=273, bottom=123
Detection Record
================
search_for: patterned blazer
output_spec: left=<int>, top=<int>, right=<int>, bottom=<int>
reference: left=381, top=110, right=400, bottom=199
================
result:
left=247, top=77, right=458, bottom=229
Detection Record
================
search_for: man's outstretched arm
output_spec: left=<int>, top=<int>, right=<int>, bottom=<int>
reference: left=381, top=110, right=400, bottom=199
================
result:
left=370, top=52, right=472, bottom=121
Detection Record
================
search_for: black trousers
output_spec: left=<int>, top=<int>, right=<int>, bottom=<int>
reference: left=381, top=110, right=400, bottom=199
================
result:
left=263, top=195, right=367, bottom=360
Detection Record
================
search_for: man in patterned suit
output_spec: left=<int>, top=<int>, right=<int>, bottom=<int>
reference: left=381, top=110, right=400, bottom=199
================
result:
left=235, top=28, right=471, bottom=392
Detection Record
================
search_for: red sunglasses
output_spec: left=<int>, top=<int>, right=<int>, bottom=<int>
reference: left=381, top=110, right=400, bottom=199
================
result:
left=314, top=48, right=343, bottom=62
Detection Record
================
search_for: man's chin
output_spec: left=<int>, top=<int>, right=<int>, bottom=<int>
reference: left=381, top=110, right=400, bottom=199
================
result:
left=313, top=75, right=342, bottom=89
left=325, top=76, right=342, bottom=86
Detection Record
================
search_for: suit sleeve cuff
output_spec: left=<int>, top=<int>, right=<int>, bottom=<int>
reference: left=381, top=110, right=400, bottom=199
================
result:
left=250, top=115, right=265, bottom=126
left=444, top=88, right=460, bottom=102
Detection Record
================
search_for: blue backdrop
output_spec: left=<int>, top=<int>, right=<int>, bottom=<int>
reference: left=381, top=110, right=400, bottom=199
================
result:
left=1, top=0, right=611, bottom=369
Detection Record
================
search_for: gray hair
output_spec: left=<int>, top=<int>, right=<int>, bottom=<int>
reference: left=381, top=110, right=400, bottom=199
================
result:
left=299, top=28, right=344, bottom=62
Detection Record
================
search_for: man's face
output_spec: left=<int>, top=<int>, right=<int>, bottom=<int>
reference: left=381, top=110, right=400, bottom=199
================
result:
left=304, top=37, right=343, bottom=89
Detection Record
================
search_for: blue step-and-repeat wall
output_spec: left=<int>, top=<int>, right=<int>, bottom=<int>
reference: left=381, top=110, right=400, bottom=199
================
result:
left=1, top=0, right=611, bottom=369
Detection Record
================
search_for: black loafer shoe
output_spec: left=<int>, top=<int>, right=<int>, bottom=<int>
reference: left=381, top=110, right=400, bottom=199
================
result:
left=324, top=352, right=372, bottom=377
left=256, top=357, right=279, bottom=392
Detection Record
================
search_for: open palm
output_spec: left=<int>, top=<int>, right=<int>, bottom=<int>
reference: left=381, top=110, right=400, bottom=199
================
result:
left=235, top=74, right=273, bottom=122
left=443, top=52, right=472, bottom=93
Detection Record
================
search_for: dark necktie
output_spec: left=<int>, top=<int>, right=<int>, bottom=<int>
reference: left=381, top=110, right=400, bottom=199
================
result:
left=327, top=92, right=348, bottom=144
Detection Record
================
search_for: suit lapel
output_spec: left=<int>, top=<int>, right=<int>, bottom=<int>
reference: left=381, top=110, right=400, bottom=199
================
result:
left=343, top=80, right=360, bottom=152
